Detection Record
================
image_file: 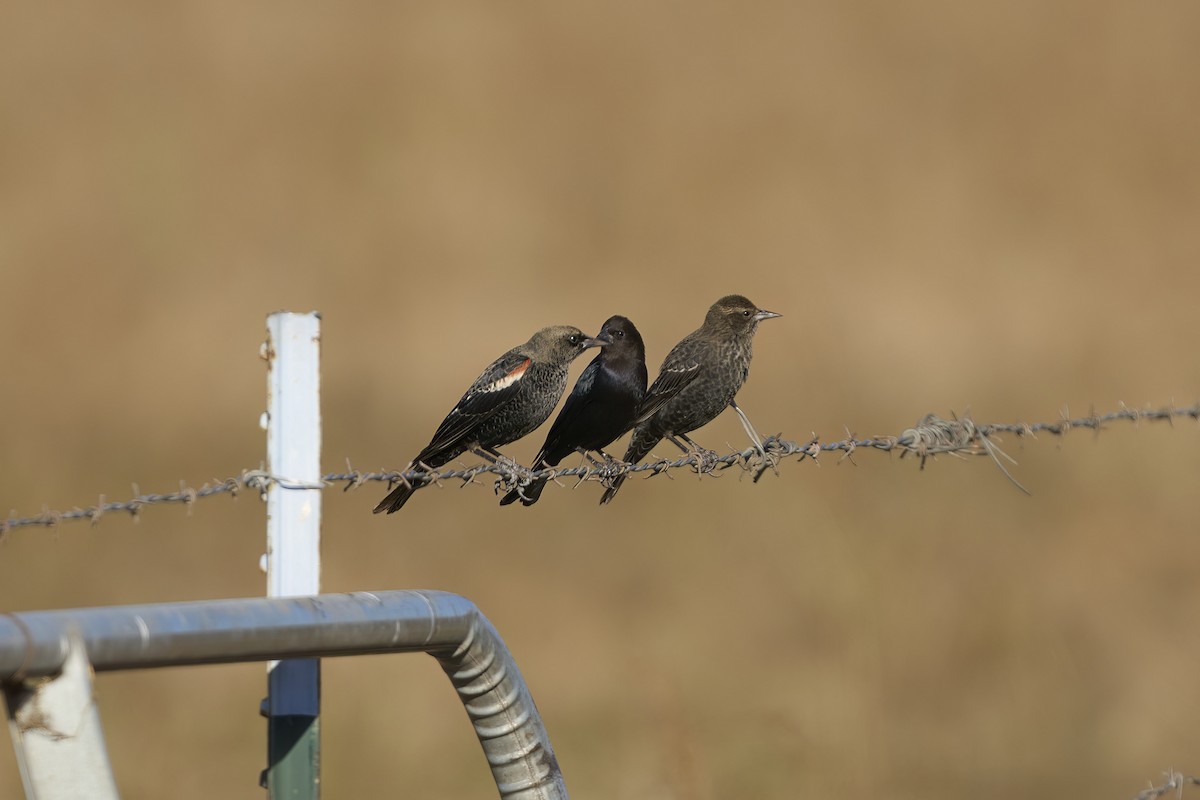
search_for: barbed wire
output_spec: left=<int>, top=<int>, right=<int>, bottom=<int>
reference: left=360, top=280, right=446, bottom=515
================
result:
left=4, top=401, right=1197, bottom=536
left=1133, top=770, right=1200, bottom=800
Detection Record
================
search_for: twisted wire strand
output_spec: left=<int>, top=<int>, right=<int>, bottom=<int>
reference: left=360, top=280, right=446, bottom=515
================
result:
left=4, top=402, right=1197, bottom=535
left=1131, top=770, right=1200, bottom=800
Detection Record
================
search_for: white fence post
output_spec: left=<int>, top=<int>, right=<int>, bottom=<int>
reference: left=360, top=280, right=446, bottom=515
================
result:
left=261, top=311, right=322, bottom=798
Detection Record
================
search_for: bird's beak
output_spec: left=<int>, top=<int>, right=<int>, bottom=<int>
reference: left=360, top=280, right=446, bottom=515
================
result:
left=582, top=332, right=613, bottom=349
left=754, top=309, right=782, bottom=322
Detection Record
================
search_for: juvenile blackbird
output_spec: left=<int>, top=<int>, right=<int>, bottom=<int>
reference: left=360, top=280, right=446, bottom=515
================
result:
left=374, top=325, right=604, bottom=514
left=499, top=315, right=697, bottom=507
left=599, top=294, right=781, bottom=505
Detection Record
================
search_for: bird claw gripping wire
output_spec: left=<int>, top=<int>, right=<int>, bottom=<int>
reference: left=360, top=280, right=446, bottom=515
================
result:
left=743, top=433, right=791, bottom=482
left=590, top=456, right=626, bottom=490
left=745, top=442, right=775, bottom=483
left=490, top=458, right=534, bottom=499
left=683, top=446, right=718, bottom=476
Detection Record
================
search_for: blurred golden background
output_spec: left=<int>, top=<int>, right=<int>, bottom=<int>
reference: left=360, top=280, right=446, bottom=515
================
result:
left=3, top=2, right=1199, bottom=797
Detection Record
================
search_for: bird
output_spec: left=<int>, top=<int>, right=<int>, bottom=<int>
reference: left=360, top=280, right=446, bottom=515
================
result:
left=373, top=325, right=605, bottom=514
left=599, top=294, right=781, bottom=505
left=499, top=315, right=698, bottom=507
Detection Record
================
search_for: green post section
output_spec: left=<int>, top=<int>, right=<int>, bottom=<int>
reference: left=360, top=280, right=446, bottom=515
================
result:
left=266, top=714, right=320, bottom=798
left=264, top=658, right=321, bottom=798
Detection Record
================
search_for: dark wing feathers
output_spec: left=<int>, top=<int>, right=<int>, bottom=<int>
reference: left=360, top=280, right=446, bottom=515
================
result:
left=413, top=352, right=531, bottom=464
left=635, top=362, right=700, bottom=425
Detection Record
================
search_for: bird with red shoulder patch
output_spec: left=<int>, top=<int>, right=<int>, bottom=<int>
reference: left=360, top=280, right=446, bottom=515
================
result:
left=374, top=325, right=605, bottom=513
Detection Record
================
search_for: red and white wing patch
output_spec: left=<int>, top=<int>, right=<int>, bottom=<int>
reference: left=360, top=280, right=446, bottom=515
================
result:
left=481, top=358, right=530, bottom=394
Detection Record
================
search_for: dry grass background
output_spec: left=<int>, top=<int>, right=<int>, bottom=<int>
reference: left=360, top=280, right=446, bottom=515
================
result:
left=2, top=2, right=1199, bottom=798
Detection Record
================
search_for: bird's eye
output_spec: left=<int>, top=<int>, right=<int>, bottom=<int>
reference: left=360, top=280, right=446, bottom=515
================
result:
left=613, top=330, right=623, bottom=338
left=742, top=310, right=752, bottom=317
left=569, top=333, right=582, bottom=345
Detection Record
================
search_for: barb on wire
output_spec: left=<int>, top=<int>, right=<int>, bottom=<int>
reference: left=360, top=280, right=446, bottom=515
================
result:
left=4, top=402, right=1198, bottom=534
left=898, top=411, right=1031, bottom=494
left=3, top=469, right=276, bottom=535
left=1132, top=769, right=1200, bottom=800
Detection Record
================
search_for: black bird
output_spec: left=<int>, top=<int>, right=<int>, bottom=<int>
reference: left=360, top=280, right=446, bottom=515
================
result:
left=374, top=325, right=604, bottom=514
left=599, top=294, right=781, bottom=505
left=499, top=315, right=696, bottom=507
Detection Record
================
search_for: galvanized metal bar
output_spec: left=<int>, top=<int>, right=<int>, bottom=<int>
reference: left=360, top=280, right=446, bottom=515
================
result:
left=4, top=630, right=120, bottom=800
left=0, top=591, right=568, bottom=800
left=262, top=311, right=323, bottom=799
left=433, top=613, right=566, bottom=799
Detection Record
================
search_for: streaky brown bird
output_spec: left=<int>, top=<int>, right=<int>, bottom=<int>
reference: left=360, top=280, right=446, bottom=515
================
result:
left=599, top=295, right=780, bottom=505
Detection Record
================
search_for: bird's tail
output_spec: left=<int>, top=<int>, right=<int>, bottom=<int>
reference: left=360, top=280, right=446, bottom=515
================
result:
left=374, top=454, right=457, bottom=514
left=373, top=481, right=417, bottom=514
left=599, top=429, right=660, bottom=505
left=598, top=475, right=625, bottom=505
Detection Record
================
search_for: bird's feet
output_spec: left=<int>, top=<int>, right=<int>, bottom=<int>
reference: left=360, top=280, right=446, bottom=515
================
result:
left=749, top=435, right=784, bottom=483
left=485, top=452, right=528, bottom=496
left=667, top=434, right=719, bottom=475
left=592, top=451, right=627, bottom=489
